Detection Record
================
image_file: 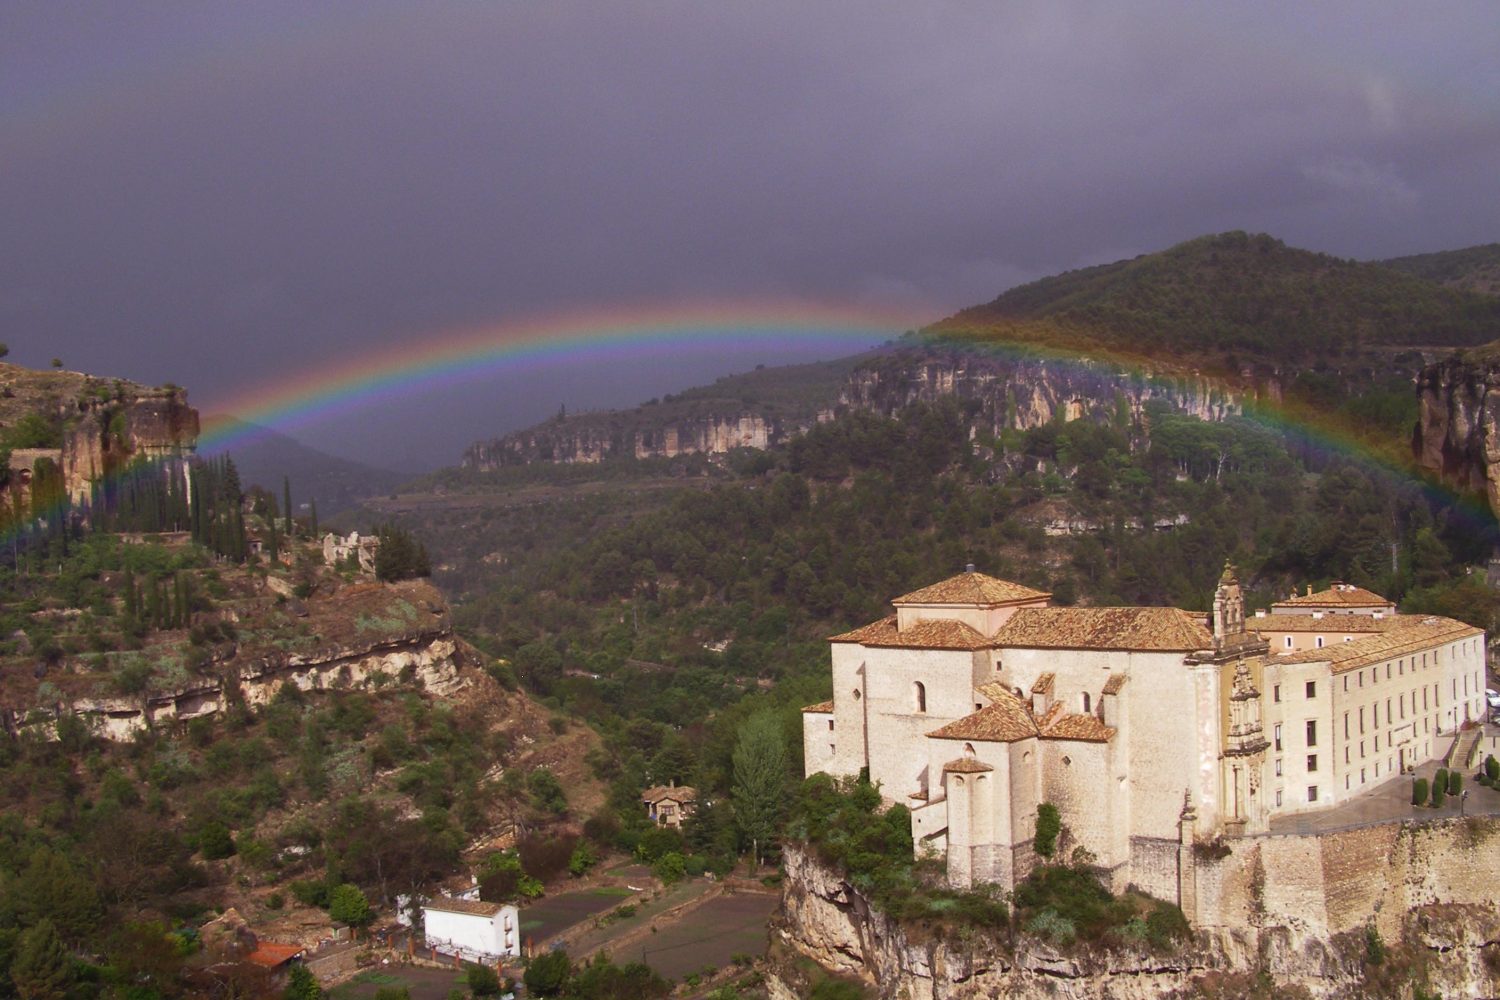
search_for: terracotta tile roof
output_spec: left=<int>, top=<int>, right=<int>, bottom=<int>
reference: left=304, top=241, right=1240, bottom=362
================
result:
left=247, top=942, right=303, bottom=968
left=1030, top=672, right=1055, bottom=694
left=1271, top=584, right=1392, bottom=609
left=993, top=607, right=1213, bottom=651
left=892, top=572, right=1051, bottom=607
left=642, top=785, right=697, bottom=804
left=975, top=681, right=1016, bottom=702
left=801, top=700, right=834, bottom=713
left=829, top=616, right=995, bottom=650
left=1246, top=614, right=1397, bottom=633
left=927, top=689, right=1038, bottom=743
left=1102, top=673, right=1127, bottom=695
left=944, top=757, right=995, bottom=773
left=1271, top=616, right=1481, bottom=675
left=424, top=896, right=506, bottom=917
left=1041, top=712, right=1116, bottom=743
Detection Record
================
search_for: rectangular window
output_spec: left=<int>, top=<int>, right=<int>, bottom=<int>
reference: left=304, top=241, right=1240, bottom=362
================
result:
left=827, top=720, right=834, bottom=731
left=1359, top=707, right=1365, bottom=734
left=1374, top=703, right=1379, bottom=727
left=1308, top=785, right=1319, bottom=802
left=1343, top=676, right=1349, bottom=692
left=1274, top=684, right=1281, bottom=703
left=1316, top=636, right=1325, bottom=648
left=1276, top=790, right=1283, bottom=806
left=1386, top=664, right=1391, bottom=681
left=1306, top=681, right=1316, bottom=698
left=1375, top=735, right=1380, bottom=752
left=1306, top=720, right=1317, bottom=747
left=1343, top=713, right=1349, bottom=739
left=1307, top=754, right=1318, bottom=772
left=1361, top=767, right=1366, bottom=783
left=1359, top=672, right=1364, bottom=688
left=1375, top=761, right=1380, bottom=777
left=1274, top=724, right=1282, bottom=751
left=1360, top=740, right=1366, bottom=758
left=1275, top=758, right=1283, bottom=776
left=1386, top=698, right=1391, bottom=724
left=1344, top=747, right=1349, bottom=764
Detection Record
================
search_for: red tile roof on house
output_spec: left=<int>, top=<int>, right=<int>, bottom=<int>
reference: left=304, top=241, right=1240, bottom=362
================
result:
left=801, top=700, right=834, bottom=713
left=1271, top=583, right=1392, bottom=610
left=1041, top=712, right=1116, bottom=743
left=829, top=616, right=995, bottom=650
left=944, top=757, right=995, bottom=773
left=1270, top=615, right=1481, bottom=675
left=247, top=942, right=303, bottom=968
left=993, top=607, right=1213, bottom=652
left=891, top=572, right=1051, bottom=607
left=423, top=897, right=505, bottom=917
left=927, top=689, right=1039, bottom=743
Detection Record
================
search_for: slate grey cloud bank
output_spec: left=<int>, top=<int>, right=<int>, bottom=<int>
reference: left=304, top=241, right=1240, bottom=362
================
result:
left=3, top=1, right=1497, bottom=469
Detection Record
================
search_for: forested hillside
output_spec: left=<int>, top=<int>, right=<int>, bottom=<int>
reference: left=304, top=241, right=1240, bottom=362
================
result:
left=936, top=231, right=1500, bottom=366
left=1379, top=243, right=1500, bottom=296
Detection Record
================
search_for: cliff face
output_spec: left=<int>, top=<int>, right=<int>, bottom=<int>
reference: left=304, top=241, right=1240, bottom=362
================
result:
left=1414, top=351, right=1500, bottom=517
left=771, top=832, right=1500, bottom=1000
left=841, top=350, right=1239, bottom=433
left=63, top=389, right=200, bottom=503
left=463, top=411, right=806, bottom=468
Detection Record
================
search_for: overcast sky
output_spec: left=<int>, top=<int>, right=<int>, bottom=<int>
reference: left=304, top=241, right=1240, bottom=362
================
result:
left=4, top=2, right=1498, bottom=470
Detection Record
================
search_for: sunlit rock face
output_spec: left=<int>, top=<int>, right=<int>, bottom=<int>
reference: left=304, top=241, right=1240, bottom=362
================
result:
left=63, top=389, right=199, bottom=503
left=1415, top=351, right=1500, bottom=518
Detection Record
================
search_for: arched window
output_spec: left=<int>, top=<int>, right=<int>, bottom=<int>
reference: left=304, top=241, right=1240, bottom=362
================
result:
left=913, top=681, right=927, bottom=713
left=1082, top=692, right=1092, bottom=714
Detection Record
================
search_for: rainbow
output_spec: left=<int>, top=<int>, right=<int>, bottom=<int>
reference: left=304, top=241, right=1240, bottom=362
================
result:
left=195, top=300, right=923, bottom=453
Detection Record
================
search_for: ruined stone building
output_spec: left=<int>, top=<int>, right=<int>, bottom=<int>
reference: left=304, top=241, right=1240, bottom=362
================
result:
left=802, top=567, right=1486, bottom=906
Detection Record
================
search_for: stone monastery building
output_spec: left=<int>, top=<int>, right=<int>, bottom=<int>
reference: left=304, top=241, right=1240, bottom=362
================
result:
left=803, top=566, right=1486, bottom=905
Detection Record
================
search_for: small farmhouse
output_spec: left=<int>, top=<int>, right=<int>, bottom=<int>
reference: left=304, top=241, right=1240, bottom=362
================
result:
left=422, top=897, right=520, bottom=961
left=642, top=783, right=698, bottom=828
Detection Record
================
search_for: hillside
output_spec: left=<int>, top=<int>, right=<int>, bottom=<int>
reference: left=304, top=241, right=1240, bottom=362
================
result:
left=1379, top=242, right=1500, bottom=296
left=462, top=355, right=866, bottom=469
left=935, top=231, right=1500, bottom=366
left=201, top=416, right=408, bottom=516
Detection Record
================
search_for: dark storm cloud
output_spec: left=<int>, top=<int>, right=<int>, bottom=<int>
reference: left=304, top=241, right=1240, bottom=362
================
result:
left=2, top=2, right=1497, bottom=469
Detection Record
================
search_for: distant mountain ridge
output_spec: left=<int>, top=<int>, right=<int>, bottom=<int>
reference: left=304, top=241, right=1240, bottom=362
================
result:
left=1378, top=243, right=1500, bottom=296
left=202, top=417, right=408, bottom=515
left=457, top=232, right=1500, bottom=471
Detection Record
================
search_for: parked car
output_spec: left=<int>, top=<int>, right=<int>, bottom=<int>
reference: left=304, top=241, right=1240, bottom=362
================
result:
left=1487, top=688, right=1500, bottom=711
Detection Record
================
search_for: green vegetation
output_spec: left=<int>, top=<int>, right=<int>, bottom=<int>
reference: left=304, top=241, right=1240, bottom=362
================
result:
left=1413, top=778, right=1429, bottom=805
left=944, top=232, right=1500, bottom=366
left=1033, top=803, right=1061, bottom=859
left=1379, top=242, right=1500, bottom=295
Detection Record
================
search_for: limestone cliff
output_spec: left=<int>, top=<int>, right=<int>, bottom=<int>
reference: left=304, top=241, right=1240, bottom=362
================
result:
left=62, top=389, right=199, bottom=503
left=770, top=832, right=1500, bottom=1000
left=1414, top=349, right=1500, bottom=518
left=4, top=579, right=472, bottom=741
left=464, top=410, right=805, bottom=468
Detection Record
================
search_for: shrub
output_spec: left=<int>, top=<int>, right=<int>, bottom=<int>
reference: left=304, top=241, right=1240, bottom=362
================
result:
left=1365, top=925, right=1386, bottom=966
left=1449, top=772, right=1463, bottom=795
left=524, top=950, right=570, bottom=996
left=568, top=841, right=598, bottom=877
left=1034, top=803, right=1061, bottom=859
left=520, top=831, right=578, bottom=883
left=1412, top=778, right=1429, bottom=805
left=1487, top=755, right=1499, bottom=781
left=328, top=883, right=371, bottom=927
left=465, top=963, right=502, bottom=996
left=1433, top=768, right=1448, bottom=797
left=653, top=852, right=687, bottom=885
left=196, top=820, right=236, bottom=860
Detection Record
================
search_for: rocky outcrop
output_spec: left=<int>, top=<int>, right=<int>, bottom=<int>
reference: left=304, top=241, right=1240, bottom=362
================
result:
left=62, top=388, right=199, bottom=503
left=842, top=349, right=1239, bottom=434
left=463, top=411, right=806, bottom=468
left=771, top=833, right=1500, bottom=1000
left=1414, top=350, right=1500, bottom=517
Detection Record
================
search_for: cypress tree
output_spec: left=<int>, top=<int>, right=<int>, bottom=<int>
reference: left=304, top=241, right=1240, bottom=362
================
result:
left=309, top=498, right=319, bottom=537
left=283, top=476, right=293, bottom=537
left=10, top=918, right=71, bottom=1000
left=123, top=568, right=138, bottom=625
left=146, top=577, right=162, bottom=630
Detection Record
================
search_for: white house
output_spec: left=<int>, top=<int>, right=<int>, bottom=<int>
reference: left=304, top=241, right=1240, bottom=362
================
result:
left=421, top=897, right=520, bottom=961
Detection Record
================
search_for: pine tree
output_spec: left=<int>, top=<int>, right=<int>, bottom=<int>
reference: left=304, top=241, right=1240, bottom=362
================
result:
left=11, top=918, right=72, bottom=1000
left=731, top=711, right=789, bottom=865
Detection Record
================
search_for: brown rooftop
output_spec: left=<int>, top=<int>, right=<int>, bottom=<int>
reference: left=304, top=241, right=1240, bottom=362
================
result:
left=1271, top=616, right=1481, bottom=674
left=1042, top=712, right=1116, bottom=743
left=892, top=571, right=1050, bottom=607
left=927, top=689, right=1038, bottom=743
left=801, top=700, right=834, bottom=713
left=642, top=784, right=697, bottom=804
left=829, top=616, right=995, bottom=651
left=247, top=942, right=303, bottom=968
left=423, top=897, right=505, bottom=917
left=1272, top=584, right=1392, bottom=609
left=993, top=606, right=1213, bottom=652
left=1030, top=672, right=1055, bottom=694
left=1247, top=614, right=1397, bottom=633
left=1102, top=673, right=1127, bottom=695
left=944, top=757, right=995, bottom=774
